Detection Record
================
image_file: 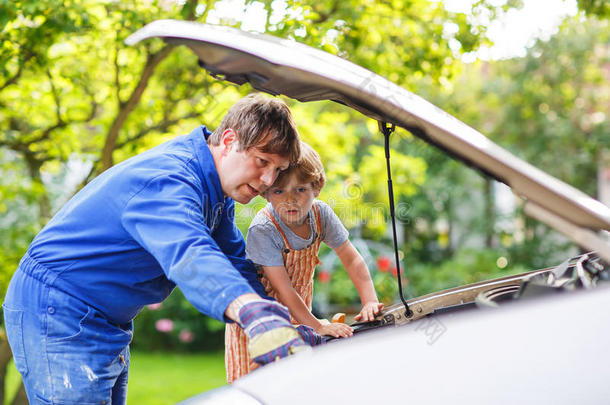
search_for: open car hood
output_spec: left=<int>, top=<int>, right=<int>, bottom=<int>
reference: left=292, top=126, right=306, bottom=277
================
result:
left=126, top=20, right=610, bottom=254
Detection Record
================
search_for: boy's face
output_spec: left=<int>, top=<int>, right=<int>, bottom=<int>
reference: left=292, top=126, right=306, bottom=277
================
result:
left=217, top=129, right=290, bottom=204
left=265, top=172, right=318, bottom=227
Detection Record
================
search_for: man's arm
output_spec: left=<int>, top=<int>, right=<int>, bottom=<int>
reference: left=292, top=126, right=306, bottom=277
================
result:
left=121, top=172, right=259, bottom=321
left=120, top=171, right=310, bottom=364
left=224, top=293, right=261, bottom=321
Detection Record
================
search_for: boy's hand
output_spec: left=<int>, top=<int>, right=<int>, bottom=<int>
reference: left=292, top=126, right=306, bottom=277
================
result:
left=354, top=302, right=384, bottom=322
left=238, top=300, right=309, bottom=365
left=314, top=321, right=353, bottom=338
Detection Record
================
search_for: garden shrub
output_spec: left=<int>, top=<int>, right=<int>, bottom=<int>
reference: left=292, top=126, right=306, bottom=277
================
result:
left=132, top=289, right=226, bottom=352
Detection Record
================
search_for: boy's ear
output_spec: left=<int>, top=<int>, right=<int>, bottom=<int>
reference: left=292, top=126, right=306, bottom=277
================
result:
left=313, top=188, right=321, bottom=198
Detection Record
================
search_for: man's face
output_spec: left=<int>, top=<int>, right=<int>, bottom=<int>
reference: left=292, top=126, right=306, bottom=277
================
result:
left=217, top=129, right=290, bottom=204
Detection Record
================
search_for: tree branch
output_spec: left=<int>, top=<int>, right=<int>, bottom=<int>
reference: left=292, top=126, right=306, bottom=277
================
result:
left=21, top=74, right=99, bottom=146
left=81, top=83, right=99, bottom=123
left=184, top=0, right=198, bottom=20
left=312, top=0, right=339, bottom=24
left=0, top=53, right=34, bottom=91
left=116, top=112, right=200, bottom=149
left=4, top=78, right=98, bottom=149
left=264, top=0, right=272, bottom=31
left=114, top=33, right=122, bottom=107
left=99, top=43, right=176, bottom=171
left=0, top=63, right=25, bottom=92
left=46, top=68, right=64, bottom=124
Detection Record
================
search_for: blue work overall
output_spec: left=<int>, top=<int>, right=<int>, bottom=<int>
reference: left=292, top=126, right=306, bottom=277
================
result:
left=3, top=126, right=262, bottom=404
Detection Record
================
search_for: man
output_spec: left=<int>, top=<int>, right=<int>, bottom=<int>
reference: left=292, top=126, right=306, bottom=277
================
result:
left=3, top=93, right=314, bottom=404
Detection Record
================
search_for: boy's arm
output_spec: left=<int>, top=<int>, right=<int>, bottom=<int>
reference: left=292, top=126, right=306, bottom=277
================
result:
left=263, top=265, right=353, bottom=338
left=334, top=240, right=384, bottom=322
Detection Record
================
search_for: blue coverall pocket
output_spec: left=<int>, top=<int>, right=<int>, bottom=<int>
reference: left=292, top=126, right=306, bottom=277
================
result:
left=45, top=289, right=94, bottom=344
left=47, top=306, right=94, bottom=343
left=2, top=305, right=29, bottom=376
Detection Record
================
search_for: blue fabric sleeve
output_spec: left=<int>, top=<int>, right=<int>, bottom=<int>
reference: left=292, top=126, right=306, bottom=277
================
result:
left=120, top=170, right=255, bottom=322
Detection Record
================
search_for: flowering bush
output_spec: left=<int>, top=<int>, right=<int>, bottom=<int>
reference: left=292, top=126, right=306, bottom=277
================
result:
left=405, top=247, right=528, bottom=296
left=155, top=318, right=174, bottom=333
left=313, top=241, right=402, bottom=316
left=132, top=289, right=225, bottom=352
left=312, top=242, right=524, bottom=317
left=376, top=256, right=391, bottom=272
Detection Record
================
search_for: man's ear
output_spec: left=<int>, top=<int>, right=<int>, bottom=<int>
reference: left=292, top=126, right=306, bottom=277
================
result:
left=221, top=129, right=237, bottom=151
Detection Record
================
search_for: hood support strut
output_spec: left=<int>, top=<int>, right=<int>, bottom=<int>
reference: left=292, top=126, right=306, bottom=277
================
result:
left=380, top=121, right=412, bottom=318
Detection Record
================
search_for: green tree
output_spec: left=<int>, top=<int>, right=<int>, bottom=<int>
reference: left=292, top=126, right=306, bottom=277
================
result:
left=577, top=0, right=610, bottom=18
left=432, top=15, right=609, bottom=269
left=469, top=16, right=609, bottom=193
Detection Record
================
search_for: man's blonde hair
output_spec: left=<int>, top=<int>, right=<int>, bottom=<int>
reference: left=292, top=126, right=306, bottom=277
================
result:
left=272, top=141, right=326, bottom=193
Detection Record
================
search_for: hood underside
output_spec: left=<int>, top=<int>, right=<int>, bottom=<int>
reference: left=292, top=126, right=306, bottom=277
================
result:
left=125, top=20, right=610, bottom=238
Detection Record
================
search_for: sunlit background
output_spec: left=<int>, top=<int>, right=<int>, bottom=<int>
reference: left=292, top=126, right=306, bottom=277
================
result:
left=1, top=0, right=607, bottom=403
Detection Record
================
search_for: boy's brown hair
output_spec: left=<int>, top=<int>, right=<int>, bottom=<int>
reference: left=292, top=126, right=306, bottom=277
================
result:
left=208, top=93, right=301, bottom=164
left=272, top=141, right=326, bottom=194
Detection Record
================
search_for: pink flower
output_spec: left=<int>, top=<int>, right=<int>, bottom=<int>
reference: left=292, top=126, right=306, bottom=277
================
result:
left=147, top=303, right=163, bottom=310
left=155, top=318, right=174, bottom=333
left=179, top=329, right=195, bottom=343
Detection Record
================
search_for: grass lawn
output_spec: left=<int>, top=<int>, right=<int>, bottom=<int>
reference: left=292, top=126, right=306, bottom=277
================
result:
left=128, top=350, right=227, bottom=404
left=4, top=360, right=21, bottom=405
left=4, top=351, right=227, bottom=405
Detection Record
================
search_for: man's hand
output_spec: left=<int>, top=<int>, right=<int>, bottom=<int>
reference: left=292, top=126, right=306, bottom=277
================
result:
left=295, top=325, right=325, bottom=346
left=238, top=299, right=308, bottom=365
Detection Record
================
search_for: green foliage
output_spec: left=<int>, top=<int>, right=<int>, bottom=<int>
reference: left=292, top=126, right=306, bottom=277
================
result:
left=277, top=0, right=504, bottom=86
left=313, top=241, right=532, bottom=314
left=314, top=240, right=403, bottom=311
left=3, top=359, right=21, bottom=405
left=462, top=16, right=609, bottom=197
left=397, top=15, right=609, bottom=271
left=0, top=151, right=41, bottom=305
left=290, top=101, right=428, bottom=238
left=503, top=211, right=575, bottom=270
left=407, top=248, right=529, bottom=296
left=318, top=264, right=400, bottom=308
left=577, top=0, right=610, bottom=18
left=0, top=0, right=93, bottom=79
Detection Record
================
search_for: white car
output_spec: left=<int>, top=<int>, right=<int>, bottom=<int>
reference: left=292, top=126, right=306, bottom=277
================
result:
left=126, top=20, right=610, bottom=405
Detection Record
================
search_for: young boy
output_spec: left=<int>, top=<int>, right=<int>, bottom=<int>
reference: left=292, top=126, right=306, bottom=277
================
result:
left=225, top=141, right=384, bottom=382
